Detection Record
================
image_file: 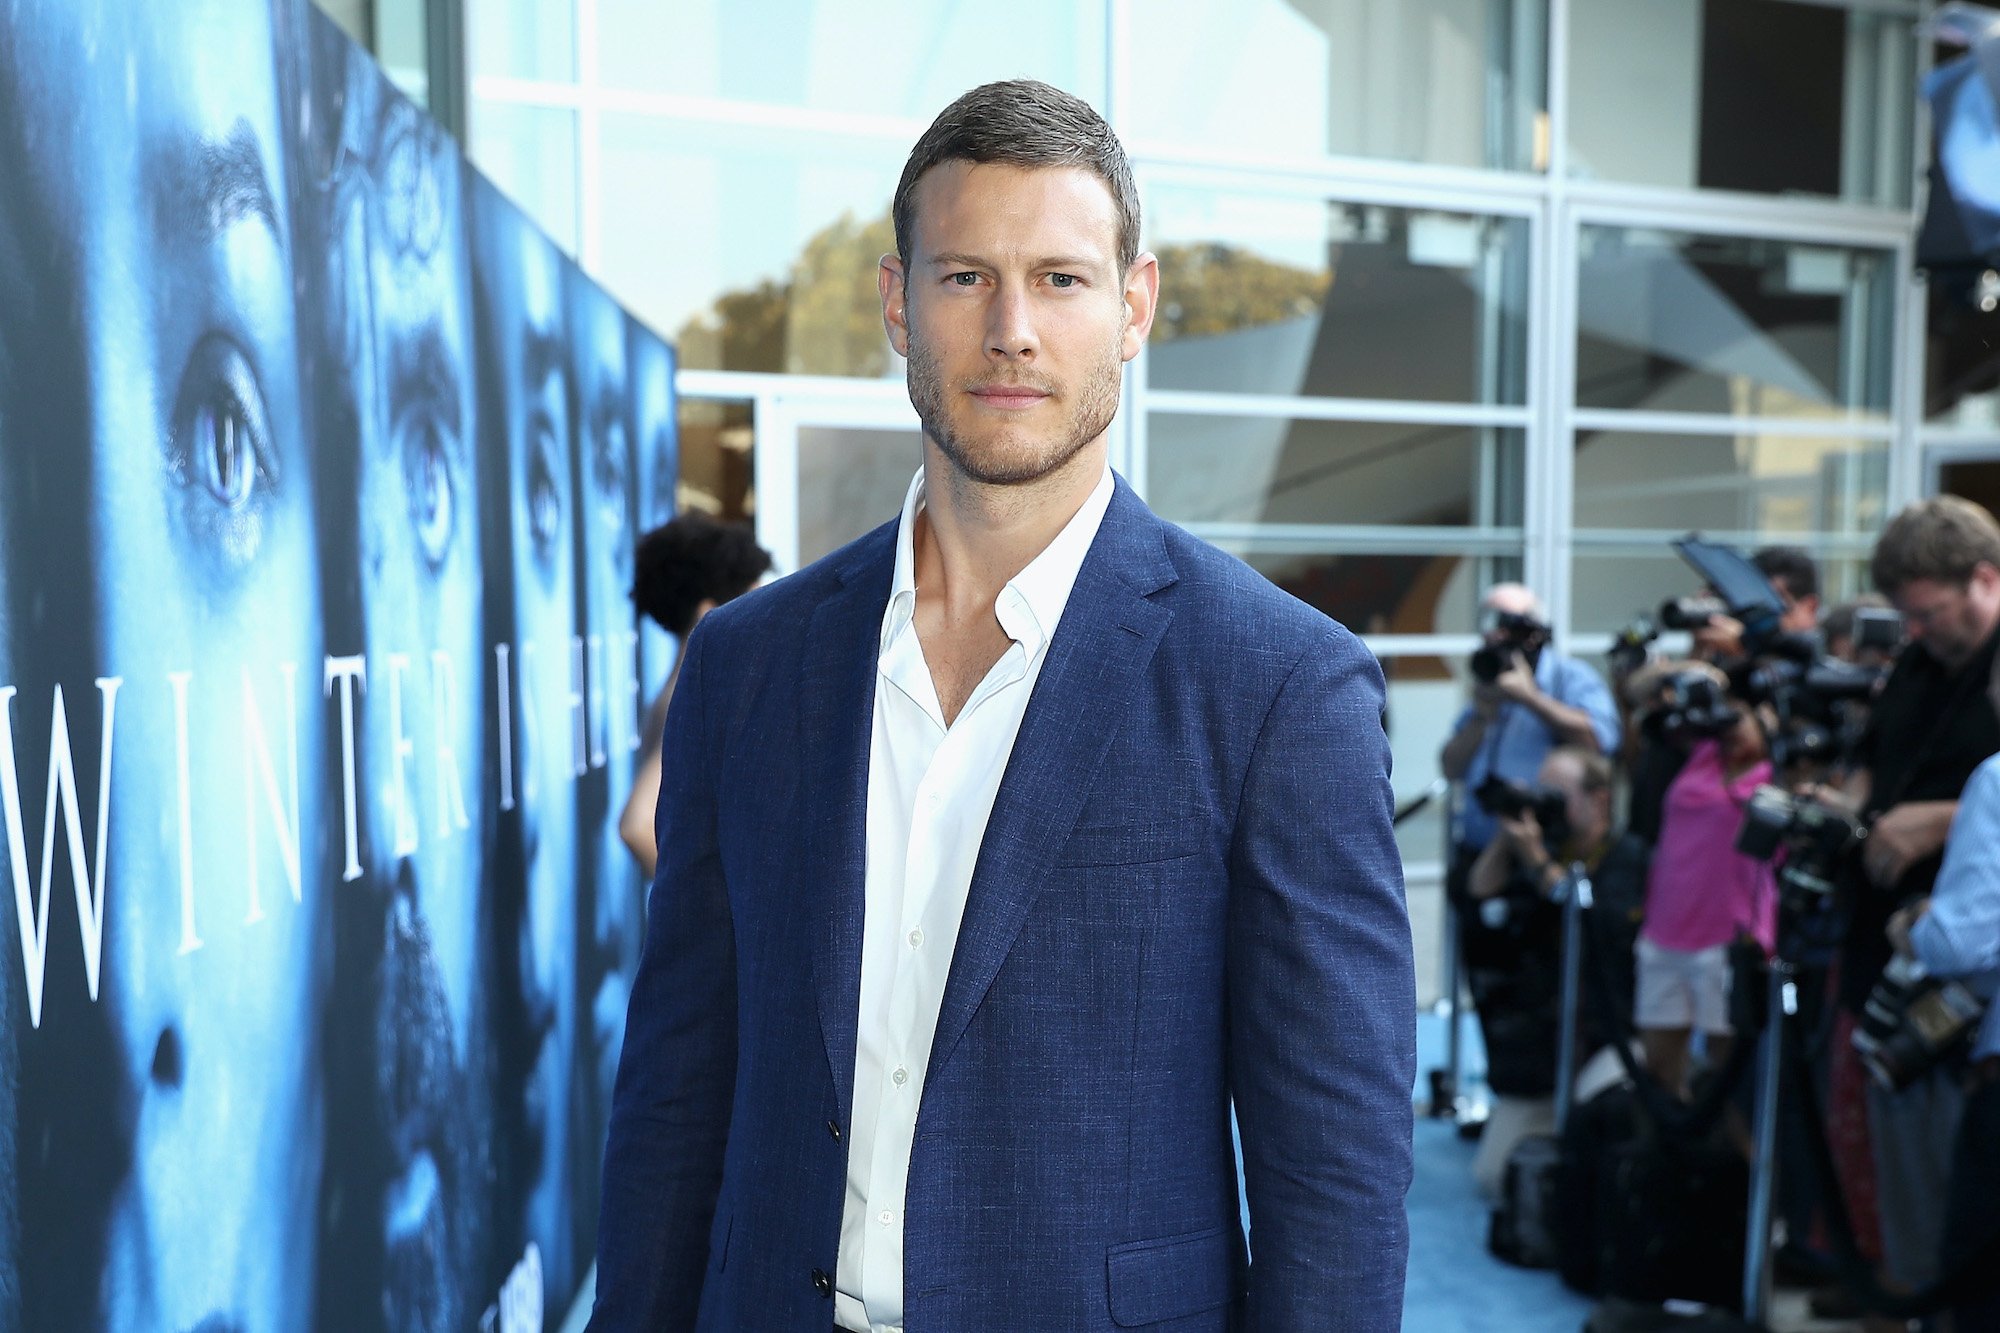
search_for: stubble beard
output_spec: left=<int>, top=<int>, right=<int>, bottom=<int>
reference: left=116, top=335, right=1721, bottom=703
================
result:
left=905, top=319, right=1124, bottom=488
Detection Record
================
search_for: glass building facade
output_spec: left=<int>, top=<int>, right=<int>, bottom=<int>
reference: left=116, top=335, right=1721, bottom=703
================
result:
left=445, top=0, right=2000, bottom=1001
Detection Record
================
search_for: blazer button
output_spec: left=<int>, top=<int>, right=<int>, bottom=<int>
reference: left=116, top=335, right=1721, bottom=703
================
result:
left=827, top=1120, right=842, bottom=1142
left=811, top=1268, right=833, bottom=1298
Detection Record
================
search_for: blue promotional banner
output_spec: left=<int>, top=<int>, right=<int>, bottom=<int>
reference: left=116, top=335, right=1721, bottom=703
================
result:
left=0, top=2, right=675, bottom=1328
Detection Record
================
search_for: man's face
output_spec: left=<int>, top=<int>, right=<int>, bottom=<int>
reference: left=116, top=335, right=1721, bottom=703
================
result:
left=1776, top=585, right=1819, bottom=634
left=1892, top=566, right=2000, bottom=672
left=1538, top=754, right=1607, bottom=849
left=882, top=161, right=1156, bottom=486
left=324, top=50, right=484, bottom=1323
left=0, top=0, right=325, bottom=1327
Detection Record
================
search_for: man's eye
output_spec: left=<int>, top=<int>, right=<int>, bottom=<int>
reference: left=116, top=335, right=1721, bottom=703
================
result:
left=167, top=333, right=279, bottom=570
left=403, top=412, right=457, bottom=568
left=194, top=398, right=255, bottom=508
left=950, top=272, right=979, bottom=287
left=1049, top=273, right=1079, bottom=289
left=526, top=413, right=564, bottom=557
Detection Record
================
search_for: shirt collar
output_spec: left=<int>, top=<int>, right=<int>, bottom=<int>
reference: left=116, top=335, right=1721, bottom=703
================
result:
left=880, top=463, right=1115, bottom=663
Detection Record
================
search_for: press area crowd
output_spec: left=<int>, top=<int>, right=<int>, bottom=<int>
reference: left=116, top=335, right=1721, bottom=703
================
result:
left=1438, top=496, right=2000, bottom=1332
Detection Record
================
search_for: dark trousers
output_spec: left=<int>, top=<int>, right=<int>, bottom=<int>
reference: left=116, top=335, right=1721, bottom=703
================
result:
left=1941, top=1067, right=2000, bottom=1326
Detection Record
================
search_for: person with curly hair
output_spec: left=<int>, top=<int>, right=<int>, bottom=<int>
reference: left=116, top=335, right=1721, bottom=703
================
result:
left=618, top=513, right=772, bottom=876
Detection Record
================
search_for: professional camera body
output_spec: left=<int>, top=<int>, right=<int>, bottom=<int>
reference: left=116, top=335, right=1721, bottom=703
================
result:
left=1852, top=954, right=1987, bottom=1090
left=1473, top=774, right=1572, bottom=849
left=1471, top=610, right=1551, bottom=684
left=1733, top=783, right=1866, bottom=900
left=1641, top=668, right=1741, bottom=742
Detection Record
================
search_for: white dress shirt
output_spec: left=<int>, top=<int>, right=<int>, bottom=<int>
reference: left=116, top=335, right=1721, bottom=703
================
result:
left=834, top=464, right=1115, bottom=1333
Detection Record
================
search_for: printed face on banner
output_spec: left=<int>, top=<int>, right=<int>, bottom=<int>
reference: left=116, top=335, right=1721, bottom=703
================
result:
left=568, top=273, right=641, bottom=1155
left=317, top=36, right=488, bottom=1327
left=474, top=184, right=583, bottom=1297
left=627, top=321, right=681, bottom=702
left=0, top=0, right=327, bottom=1328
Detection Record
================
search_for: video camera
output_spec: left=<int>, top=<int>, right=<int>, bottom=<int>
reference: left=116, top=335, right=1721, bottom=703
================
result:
left=1473, top=774, right=1572, bottom=850
left=1471, top=609, right=1550, bottom=684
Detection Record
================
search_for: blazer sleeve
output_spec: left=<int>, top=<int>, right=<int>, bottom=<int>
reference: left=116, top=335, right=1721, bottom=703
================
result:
left=1227, top=627, right=1416, bottom=1331
left=589, top=620, right=738, bottom=1329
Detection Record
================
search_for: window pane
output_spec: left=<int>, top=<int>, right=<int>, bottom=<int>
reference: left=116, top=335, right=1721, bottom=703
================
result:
left=1576, top=228, right=1894, bottom=418
left=594, top=0, right=1104, bottom=115
left=469, top=101, right=579, bottom=255
left=797, top=425, right=921, bottom=566
left=467, top=0, right=575, bottom=81
left=597, top=115, right=902, bottom=377
left=1218, top=548, right=1519, bottom=638
left=1939, top=458, right=2000, bottom=522
left=1568, top=0, right=1912, bottom=206
left=1129, top=0, right=1547, bottom=171
left=1924, top=277, right=2000, bottom=426
left=1570, top=548, right=1867, bottom=635
left=677, top=399, right=755, bottom=526
left=1150, top=415, right=1524, bottom=529
left=1573, top=429, right=1888, bottom=538
left=1147, top=193, right=1529, bottom=404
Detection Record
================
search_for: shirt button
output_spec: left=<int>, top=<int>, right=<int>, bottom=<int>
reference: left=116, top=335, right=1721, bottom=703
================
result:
left=878, top=1209, right=893, bottom=1227
left=827, top=1119, right=842, bottom=1141
left=892, top=1066, right=908, bottom=1086
left=811, top=1268, right=833, bottom=1298
left=908, top=928, right=924, bottom=948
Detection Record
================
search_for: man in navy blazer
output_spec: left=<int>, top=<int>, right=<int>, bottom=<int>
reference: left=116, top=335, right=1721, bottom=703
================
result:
left=592, top=79, right=1415, bottom=1332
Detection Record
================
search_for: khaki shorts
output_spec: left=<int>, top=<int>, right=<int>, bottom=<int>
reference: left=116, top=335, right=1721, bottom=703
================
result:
left=1634, top=936, right=1733, bottom=1035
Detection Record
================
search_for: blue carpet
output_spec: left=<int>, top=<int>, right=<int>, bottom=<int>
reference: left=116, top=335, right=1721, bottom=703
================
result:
left=1403, top=1009, right=1595, bottom=1332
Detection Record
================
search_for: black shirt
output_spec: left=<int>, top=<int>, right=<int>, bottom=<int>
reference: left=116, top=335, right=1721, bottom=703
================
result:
left=1840, top=627, right=2000, bottom=1013
left=1453, top=832, right=1650, bottom=1096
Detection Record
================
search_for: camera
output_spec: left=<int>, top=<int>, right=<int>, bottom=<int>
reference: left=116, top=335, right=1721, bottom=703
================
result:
left=1852, top=954, right=1987, bottom=1090
left=1733, top=783, right=1866, bottom=900
left=1471, top=610, right=1549, bottom=683
left=1850, top=605, right=1904, bottom=656
left=1607, top=614, right=1659, bottom=677
left=1641, top=668, right=1741, bottom=742
left=1473, top=775, right=1572, bottom=849
left=1729, top=646, right=1885, bottom=771
left=1658, top=595, right=1732, bottom=631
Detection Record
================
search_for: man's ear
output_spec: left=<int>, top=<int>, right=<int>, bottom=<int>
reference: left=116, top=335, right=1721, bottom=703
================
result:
left=880, top=254, right=910, bottom=358
left=1120, top=251, right=1160, bottom=362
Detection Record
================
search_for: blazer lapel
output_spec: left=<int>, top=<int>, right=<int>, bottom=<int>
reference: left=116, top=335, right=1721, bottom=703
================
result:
left=802, top=523, right=896, bottom=1127
left=925, top=482, right=1178, bottom=1083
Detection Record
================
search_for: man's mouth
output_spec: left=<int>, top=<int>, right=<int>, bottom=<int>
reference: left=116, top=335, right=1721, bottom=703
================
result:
left=968, top=384, right=1050, bottom=410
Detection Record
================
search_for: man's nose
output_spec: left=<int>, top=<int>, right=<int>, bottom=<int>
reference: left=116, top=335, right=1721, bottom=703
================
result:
left=986, top=282, right=1038, bottom=360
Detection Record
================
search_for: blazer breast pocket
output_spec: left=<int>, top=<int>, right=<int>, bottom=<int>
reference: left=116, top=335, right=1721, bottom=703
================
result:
left=1053, top=809, right=1205, bottom=867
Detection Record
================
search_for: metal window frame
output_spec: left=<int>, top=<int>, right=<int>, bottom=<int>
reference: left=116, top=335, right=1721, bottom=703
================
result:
left=462, top=0, right=1931, bottom=662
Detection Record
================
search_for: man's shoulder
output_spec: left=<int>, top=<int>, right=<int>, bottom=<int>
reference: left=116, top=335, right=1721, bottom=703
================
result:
left=694, top=519, right=896, bottom=657
left=1148, top=518, right=1359, bottom=661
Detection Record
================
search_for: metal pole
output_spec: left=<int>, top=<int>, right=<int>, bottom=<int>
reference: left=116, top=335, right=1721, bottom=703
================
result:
left=1552, top=865, right=1592, bottom=1137
left=1439, top=784, right=1464, bottom=1118
left=1742, top=960, right=1789, bottom=1324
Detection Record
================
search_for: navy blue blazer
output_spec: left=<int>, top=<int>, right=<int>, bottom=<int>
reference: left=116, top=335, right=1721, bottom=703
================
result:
left=592, top=478, right=1415, bottom=1331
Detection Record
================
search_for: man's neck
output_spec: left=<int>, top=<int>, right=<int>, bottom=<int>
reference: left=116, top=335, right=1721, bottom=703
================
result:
left=913, top=438, right=1106, bottom=626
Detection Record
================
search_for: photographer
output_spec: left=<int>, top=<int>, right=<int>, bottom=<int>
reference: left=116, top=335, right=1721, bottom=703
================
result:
left=1688, top=544, right=1823, bottom=661
left=1837, top=497, right=2000, bottom=1300
left=1442, top=583, right=1621, bottom=862
left=1634, top=672, right=1776, bottom=1101
left=1623, top=546, right=1823, bottom=843
left=1887, top=645, right=2000, bottom=1330
left=1461, top=747, right=1648, bottom=1195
